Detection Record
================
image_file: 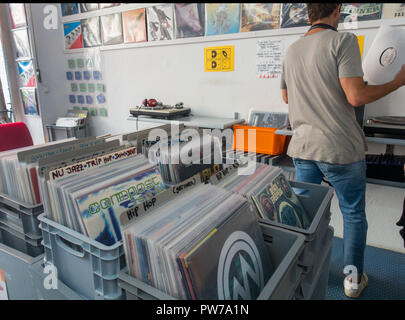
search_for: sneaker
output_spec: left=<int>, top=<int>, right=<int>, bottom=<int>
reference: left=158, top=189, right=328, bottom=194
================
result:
left=344, top=272, right=368, bottom=298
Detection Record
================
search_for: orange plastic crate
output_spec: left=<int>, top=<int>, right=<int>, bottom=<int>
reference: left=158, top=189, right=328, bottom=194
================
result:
left=233, top=124, right=291, bottom=155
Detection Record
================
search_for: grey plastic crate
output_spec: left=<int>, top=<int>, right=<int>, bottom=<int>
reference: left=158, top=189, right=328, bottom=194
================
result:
left=295, top=226, right=334, bottom=299
left=0, top=224, right=44, bottom=257
left=308, top=246, right=332, bottom=300
left=0, top=242, right=44, bottom=299
left=28, top=260, right=84, bottom=300
left=258, top=180, right=334, bottom=271
left=118, top=224, right=306, bottom=300
left=38, top=213, right=125, bottom=300
left=0, top=192, right=43, bottom=240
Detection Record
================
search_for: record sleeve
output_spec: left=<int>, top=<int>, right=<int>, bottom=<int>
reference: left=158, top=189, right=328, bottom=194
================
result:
left=100, top=13, right=123, bottom=45
left=64, top=21, right=83, bottom=50
left=122, top=8, right=147, bottom=43
left=280, top=3, right=309, bottom=29
left=99, top=3, right=120, bottom=9
left=339, top=3, right=382, bottom=22
left=79, top=3, right=99, bottom=13
left=382, top=3, right=405, bottom=19
left=17, top=61, right=36, bottom=87
left=241, top=4, right=280, bottom=32
left=174, top=3, right=205, bottom=39
left=247, top=110, right=288, bottom=128
left=20, top=88, right=39, bottom=116
left=13, top=29, right=31, bottom=59
left=185, top=203, right=273, bottom=300
left=9, top=3, right=26, bottom=29
left=251, top=172, right=311, bottom=229
left=61, top=3, right=79, bottom=17
left=205, top=3, right=240, bottom=36
left=81, top=17, right=102, bottom=48
left=147, top=5, right=175, bottom=41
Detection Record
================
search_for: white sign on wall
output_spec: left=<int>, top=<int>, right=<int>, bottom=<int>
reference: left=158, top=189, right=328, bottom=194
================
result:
left=256, top=39, right=283, bottom=79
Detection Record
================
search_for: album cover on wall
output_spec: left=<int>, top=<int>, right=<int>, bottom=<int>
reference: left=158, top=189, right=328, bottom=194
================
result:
left=9, top=3, right=26, bottom=29
left=100, top=13, right=123, bottom=45
left=122, top=8, right=147, bottom=43
left=20, top=88, right=39, bottom=116
left=99, top=3, right=120, bottom=9
left=339, top=3, right=383, bottom=22
left=280, top=3, right=310, bottom=28
left=241, top=3, right=281, bottom=32
left=174, top=3, right=205, bottom=39
left=82, top=17, right=102, bottom=47
left=64, top=21, right=83, bottom=50
left=12, top=29, right=31, bottom=59
left=79, top=3, right=99, bottom=13
left=146, top=5, right=175, bottom=41
left=205, top=3, right=240, bottom=36
left=61, top=3, right=79, bottom=17
left=17, top=61, right=36, bottom=87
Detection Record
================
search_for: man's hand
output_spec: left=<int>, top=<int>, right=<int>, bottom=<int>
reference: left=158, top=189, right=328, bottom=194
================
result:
left=282, top=89, right=288, bottom=104
left=393, top=64, right=405, bottom=88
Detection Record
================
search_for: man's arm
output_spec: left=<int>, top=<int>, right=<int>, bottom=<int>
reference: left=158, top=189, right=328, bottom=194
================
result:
left=282, top=89, right=288, bottom=104
left=340, top=64, right=405, bottom=106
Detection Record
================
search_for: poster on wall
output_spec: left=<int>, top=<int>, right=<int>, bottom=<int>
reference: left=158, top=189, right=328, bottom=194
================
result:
left=82, top=17, right=102, bottom=48
left=122, top=8, right=147, bottom=43
left=339, top=3, right=383, bottom=22
left=241, top=3, right=281, bottom=32
left=146, top=5, right=175, bottom=41
left=61, top=3, right=79, bottom=17
left=205, top=3, right=240, bottom=36
left=0, top=269, right=8, bottom=300
left=204, top=45, right=234, bottom=72
left=12, top=29, right=31, bottom=59
left=9, top=3, right=26, bottom=29
left=256, top=39, right=283, bottom=79
left=79, top=3, right=99, bottom=13
left=174, top=3, right=205, bottom=39
left=100, top=13, right=123, bottom=45
left=20, top=88, right=39, bottom=116
left=382, top=3, right=405, bottom=19
left=64, top=21, right=83, bottom=50
left=17, top=61, right=36, bottom=87
left=280, top=3, right=310, bottom=28
left=99, top=3, right=120, bottom=9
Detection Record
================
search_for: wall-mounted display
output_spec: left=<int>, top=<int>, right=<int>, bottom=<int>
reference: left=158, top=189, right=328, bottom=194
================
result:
left=122, top=8, right=147, bottom=43
left=280, top=3, right=309, bottom=28
left=64, top=21, right=83, bottom=50
left=9, top=3, right=26, bottom=29
left=12, top=29, right=31, bottom=59
left=61, top=3, right=79, bottom=17
left=147, top=5, right=175, bottom=41
left=241, top=4, right=281, bottom=32
left=339, top=3, right=383, bottom=22
left=20, top=88, right=39, bottom=115
left=382, top=3, right=405, bottom=19
left=174, top=3, right=205, bottom=39
left=100, top=13, right=123, bottom=45
left=17, top=61, right=36, bottom=87
left=79, top=3, right=99, bottom=13
left=205, top=3, right=240, bottom=36
left=82, top=17, right=102, bottom=47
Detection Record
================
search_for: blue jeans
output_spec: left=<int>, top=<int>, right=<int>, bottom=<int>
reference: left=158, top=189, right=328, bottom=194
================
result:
left=292, top=158, right=368, bottom=275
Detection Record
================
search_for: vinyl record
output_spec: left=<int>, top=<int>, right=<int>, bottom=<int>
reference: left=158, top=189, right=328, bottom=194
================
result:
left=79, top=3, right=99, bottom=13
left=9, top=3, right=26, bottom=29
left=280, top=3, right=309, bottom=28
left=100, top=13, right=123, bottom=45
left=64, top=21, right=83, bottom=50
left=339, top=3, right=382, bottom=23
left=61, top=3, right=79, bottom=16
left=13, top=29, right=31, bottom=59
left=17, top=61, right=36, bottom=87
left=81, top=17, right=102, bottom=47
left=205, top=3, right=240, bottom=36
left=147, top=5, right=174, bottom=41
left=122, top=8, right=147, bottom=43
left=241, top=3, right=280, bottom=32
left=20, top=88, right=39, bottom=116
left=174, top=3, right=205, bottom=39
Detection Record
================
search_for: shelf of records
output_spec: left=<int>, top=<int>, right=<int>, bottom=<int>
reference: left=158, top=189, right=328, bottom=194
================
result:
left=59, top=3, right=405, bottom=53
left=0, top=125, right=334, bottom=300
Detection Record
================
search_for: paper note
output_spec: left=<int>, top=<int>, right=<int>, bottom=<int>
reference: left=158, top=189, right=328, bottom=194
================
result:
left=256, top=39, right=283, bottom=79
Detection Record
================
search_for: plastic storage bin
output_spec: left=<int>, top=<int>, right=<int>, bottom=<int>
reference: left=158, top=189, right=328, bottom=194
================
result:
left=0, top=224, right=43, bottom=257
left=0, top=192, right=43, bottom=240
left=233, top=124, right=291, bottom=155
left=29, top=260, right=84, bottom=300
left=38, top=213, right=126, bottom=300
left=258, top=180, right=334, bottom=272
left=295, top=226, right=334, bottom=300
left=307, top=246, right=332, bottom=300
left=118, top=224, right=306, bottom=300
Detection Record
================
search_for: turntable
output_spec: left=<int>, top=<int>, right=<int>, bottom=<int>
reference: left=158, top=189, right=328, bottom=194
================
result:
left=363, top=116, right=405, bottom=138
left=129, top=101, right=191, bottom=120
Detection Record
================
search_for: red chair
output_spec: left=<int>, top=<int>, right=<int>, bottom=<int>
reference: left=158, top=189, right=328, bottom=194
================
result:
left=0, top=122, right=33, bottom=152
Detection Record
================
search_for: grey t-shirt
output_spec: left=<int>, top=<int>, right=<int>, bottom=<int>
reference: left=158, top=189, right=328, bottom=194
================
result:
left=281, top=30, right=367, bottom=165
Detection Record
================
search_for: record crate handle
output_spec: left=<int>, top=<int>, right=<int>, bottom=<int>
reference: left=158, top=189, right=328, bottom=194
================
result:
left=54, top=230, right=86, bottom=258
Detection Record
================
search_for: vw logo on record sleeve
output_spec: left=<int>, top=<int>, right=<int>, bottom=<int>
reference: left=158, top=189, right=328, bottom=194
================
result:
left=217, top=231, right=264, bottom=300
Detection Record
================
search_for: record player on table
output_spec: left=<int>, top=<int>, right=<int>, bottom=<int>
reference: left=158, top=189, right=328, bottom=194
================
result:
left=363, top=116, right=405, bottom=138
left=129, top=99, right=191, bottom=120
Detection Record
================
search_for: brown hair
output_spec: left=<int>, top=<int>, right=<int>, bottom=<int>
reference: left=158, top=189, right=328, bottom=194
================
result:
left=306, top=3, right=341, bottom=24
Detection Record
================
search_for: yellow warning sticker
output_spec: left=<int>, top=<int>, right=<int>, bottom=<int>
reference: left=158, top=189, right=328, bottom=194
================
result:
left=204, top=46, right=234, bottom=72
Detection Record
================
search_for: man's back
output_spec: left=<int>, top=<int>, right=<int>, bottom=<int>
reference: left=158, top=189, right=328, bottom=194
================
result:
left=281, top=29, right=367, bottom=164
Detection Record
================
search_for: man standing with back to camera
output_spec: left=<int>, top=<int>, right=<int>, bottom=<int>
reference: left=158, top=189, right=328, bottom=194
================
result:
left=281, top=3, right=405, bottom=298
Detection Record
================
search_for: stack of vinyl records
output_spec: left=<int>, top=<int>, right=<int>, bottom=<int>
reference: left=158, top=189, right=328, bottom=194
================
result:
left=121, top=183, right=273, bottom=300
left=39, top=147, right=166, bottom=246
left=210, top=162, right=312, bottom=229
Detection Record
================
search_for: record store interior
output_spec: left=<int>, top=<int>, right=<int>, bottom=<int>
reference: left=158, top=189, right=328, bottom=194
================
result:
left=0, top=3, right=405, bottom=302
